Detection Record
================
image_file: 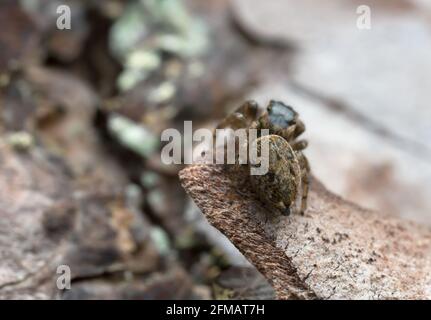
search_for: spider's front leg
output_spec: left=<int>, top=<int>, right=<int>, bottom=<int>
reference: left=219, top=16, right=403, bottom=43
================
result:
left=215, top=112, right=248, bottom=132
left=215, top=100, right=259, bottom=132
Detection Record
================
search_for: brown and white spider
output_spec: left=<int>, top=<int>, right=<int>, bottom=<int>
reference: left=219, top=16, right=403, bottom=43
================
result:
left=216, top=100, right=310, bottom=216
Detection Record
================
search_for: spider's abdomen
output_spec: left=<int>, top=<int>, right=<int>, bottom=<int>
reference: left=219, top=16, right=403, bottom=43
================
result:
left=249, top=135, right=301, bottom=215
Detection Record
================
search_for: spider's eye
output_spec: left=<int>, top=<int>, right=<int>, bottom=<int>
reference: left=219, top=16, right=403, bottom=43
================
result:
left=268, top=101, right=297, bottom=128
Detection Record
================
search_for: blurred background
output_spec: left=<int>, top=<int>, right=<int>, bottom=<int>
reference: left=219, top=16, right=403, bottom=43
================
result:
left=0, top=0, right=430, bottom=299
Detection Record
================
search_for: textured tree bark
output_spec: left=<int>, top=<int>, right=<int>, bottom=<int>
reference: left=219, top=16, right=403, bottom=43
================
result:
left=0, top=143, right=189, bottom=300
left=179, top=164, right=431, bottom=299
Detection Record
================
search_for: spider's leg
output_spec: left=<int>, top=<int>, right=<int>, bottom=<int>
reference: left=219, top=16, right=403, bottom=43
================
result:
left=299, top=154, right=310, bottom=215
left=291, top=139, right=308, bottom=151
left=243, top=100, right=259, bottom=119
left=293, top=119, right=306, bottom=139
left=279, top=125, right=296, bottom=142
left=215, top=113, right=249, bottom=149
left=249, top=119, right=259, bottom=130
left=293, top=151, right=310, bottom=215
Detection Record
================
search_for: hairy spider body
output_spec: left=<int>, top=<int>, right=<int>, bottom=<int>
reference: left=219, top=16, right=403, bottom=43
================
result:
left=217, top=100, right=311, bottom=216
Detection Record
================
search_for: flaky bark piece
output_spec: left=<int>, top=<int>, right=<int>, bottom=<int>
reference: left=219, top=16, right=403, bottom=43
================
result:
left=179, top=164, right=431, bottom=299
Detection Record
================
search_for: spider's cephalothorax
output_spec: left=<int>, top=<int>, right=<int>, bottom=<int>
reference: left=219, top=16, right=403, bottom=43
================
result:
left=251, top=100, right=308, bottom=151
left=216, top=100, right=310, bottom=216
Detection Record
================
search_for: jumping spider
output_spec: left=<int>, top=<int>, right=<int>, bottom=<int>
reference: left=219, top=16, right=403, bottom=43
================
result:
left=216, top=100, right=310, bottom=216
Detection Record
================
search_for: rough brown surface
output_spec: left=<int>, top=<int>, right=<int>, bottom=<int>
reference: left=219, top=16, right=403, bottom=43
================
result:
left=0, top=144, right=71, bottom=299
left=179, top=164, right=431, bottom=299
